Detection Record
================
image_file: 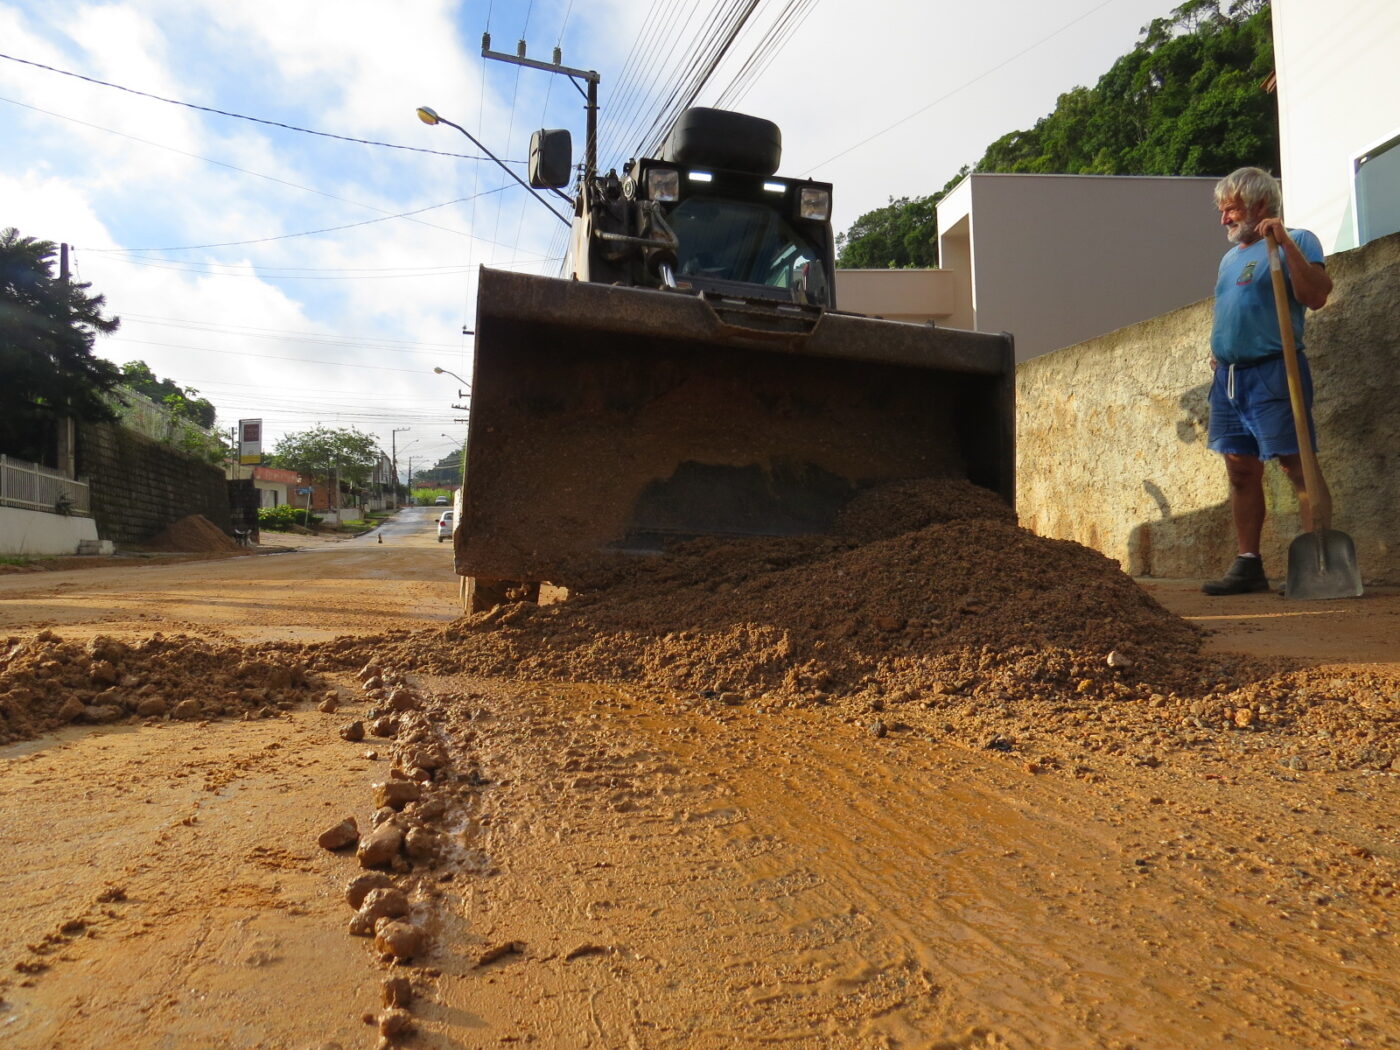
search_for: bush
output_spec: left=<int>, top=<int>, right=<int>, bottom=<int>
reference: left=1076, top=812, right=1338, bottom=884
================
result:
left=258, top=504, right=322, bottom=531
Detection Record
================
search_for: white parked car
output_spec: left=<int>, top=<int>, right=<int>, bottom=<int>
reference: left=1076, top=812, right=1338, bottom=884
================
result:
left=436, top=511, right=454, bottom=542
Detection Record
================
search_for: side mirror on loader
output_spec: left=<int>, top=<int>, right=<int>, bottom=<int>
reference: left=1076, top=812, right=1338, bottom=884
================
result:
left=529, top=129, right=573, bottom=189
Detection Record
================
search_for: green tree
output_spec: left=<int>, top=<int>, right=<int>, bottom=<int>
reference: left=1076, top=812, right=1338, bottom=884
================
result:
left=120, top=360, right=218, bottom=429
left=837, top=1, right=1277, bottom=264
left=0, top=227, right=121, bottom=465
left=835, top=194, right=942, bottom=269
left=269, top=425, right=381, bottom=489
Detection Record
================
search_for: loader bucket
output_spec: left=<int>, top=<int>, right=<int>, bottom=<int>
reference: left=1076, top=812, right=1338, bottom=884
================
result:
left=455, top=268, right=1014, bottom=596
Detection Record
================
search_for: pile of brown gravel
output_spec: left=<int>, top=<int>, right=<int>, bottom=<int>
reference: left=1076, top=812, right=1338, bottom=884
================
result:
left=309, top=479, right=1398, bottom=773
left=0, top=630, right=317, bottom=744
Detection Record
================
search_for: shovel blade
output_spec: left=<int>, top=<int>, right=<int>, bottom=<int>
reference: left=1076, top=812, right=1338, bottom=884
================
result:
left=1286, top=529, right=1363, bottom=600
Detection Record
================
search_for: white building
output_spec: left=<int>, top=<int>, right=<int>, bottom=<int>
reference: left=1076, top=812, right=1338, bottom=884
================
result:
left=1272, top=0, right=1400, bottom=253
left=839, top=174, right=1225, bottom=362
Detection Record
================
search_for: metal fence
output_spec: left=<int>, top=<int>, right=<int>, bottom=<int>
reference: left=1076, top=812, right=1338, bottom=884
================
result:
left=0, top=454, right=92, bottom=516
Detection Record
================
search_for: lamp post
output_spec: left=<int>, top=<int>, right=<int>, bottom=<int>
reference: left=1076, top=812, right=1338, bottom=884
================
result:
left=416, top=106, right=570, bottom=226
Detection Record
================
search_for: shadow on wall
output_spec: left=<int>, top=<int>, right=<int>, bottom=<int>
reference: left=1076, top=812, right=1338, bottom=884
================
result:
left=1128, top=376, right=1338, bottom=580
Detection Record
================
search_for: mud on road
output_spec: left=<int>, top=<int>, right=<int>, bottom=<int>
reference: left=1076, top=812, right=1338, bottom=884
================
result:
left=1, top=499, right=1398, bottom=1049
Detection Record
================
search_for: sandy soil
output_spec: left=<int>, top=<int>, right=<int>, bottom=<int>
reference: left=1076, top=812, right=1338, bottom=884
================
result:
left=1, top=505, right=1398, bottom=1049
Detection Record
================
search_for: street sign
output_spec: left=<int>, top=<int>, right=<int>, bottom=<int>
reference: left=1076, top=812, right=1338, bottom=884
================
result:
left=296, top=487, right=312, bottom=495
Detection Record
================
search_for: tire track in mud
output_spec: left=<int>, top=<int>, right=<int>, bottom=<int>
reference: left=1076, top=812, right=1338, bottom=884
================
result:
left=419, top=677, right=1400, bottom=1050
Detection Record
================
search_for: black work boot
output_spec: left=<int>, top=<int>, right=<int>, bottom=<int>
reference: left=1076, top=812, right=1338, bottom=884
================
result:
left=1201, top=555, right=1270, bottom=596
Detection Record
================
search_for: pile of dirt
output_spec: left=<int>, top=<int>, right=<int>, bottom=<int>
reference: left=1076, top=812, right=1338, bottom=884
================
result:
left=0, top=630, right=318, bottom=744
left=141, top=515, right=242, bottom=553
left=311, top=479, right=1398, bottom=774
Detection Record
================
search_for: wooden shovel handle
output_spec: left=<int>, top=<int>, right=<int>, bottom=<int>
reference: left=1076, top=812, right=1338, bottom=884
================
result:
left=1264, top=230, right=1331, bottom=532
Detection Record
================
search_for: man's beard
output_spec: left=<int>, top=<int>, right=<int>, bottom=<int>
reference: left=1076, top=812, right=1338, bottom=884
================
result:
left=1227, top=217, right=1259, bottom=245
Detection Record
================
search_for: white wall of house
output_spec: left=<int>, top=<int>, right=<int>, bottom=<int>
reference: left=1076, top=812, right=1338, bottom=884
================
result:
left=0, top=506, right=99, bottom=556
left=938, top=174, right=1225, bottom=362
left=1273, top=0, right=1400, bottom=253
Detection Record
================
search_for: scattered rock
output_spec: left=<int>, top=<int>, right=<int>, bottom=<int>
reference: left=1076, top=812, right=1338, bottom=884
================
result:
left=318, top=817, right=359, bottom=852
left=317, top=696, right=340, bottom=714
left=339, top=720, right=366, bottom=742
left=350, top=887, right=411, bottom=936
left=378, top=1008, right=413, bottom=1040
left=171, top=699, right=203, bottom=720
left=345, top=872, right=395, bottom=910
left=374, top=780, right=422, bottom=810
left=135, top=696, right=168, bottom=718
left=82, top=704, right=124, bottom=724
left=373, top=919, right=425, bottom=962
left=369, top=717, right=399, bottom=739
left=1106, top=650, right=1132, bottom=670
left=357, top=823, right=404, bottom=869
left=381, top=975, right=413, bottom=1008
left=868, top=719, right=888, bottom=739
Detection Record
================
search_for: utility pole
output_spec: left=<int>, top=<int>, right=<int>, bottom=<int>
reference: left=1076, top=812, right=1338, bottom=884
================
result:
left=390, top=426, right=410, bottom=509
left=482, top=35, right=599, bottom=184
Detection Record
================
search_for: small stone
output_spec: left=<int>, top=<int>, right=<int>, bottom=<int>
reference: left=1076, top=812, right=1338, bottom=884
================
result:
left=82, top=703, right=124, bottom=724
left=171, top=699, right=203, bottom=720
left=350, top=887, right=411, bottom=935
left=374, top=919, right=425, bottom=962
left=363, top=676, right=383, bottom=692
left=1234, top=708, right=1256, bottom=728
left=374, top=780, right=422, bottom=810
left=378, top=1009, right=413, bottom=1039
left=404, top=827, right=440, bottom=864
left=370, top=717, right=399, bottom=739
left=386, top=688, right=420, bottom=712
left=371, top=806, right=398, bottom=828
left=718, top=692, right=744, bottom=706
left=357, top=822, right=404, bottom=869
left=318, top=817, right=359, bottom=851
left=381, top=975, right=413, bottom=1008
left=868, top=719, right=887, bottom=738
left=357, top=662, right=382, bottom=682
left=1106, top=650, right=1131, bottom=670
left=89, top=660, right=119, bottom=686
left=339, top=720, right=366, bottom=742
left=56, top=697, right=86, bottom=723
left=317, top=696, right=340, bottom=714
left=345, top=872, right=395, bottom=910
left=135, top=696, right=168, bottom=718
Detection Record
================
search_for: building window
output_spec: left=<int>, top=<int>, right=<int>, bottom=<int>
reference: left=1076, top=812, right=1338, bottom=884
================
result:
left=1356, top=131, right=1400, bottom=246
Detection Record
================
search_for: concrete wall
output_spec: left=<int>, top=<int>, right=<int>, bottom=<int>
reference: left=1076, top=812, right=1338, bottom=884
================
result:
left=78, top=422, right=233, bottom=546
left=0, top=506, right=99, bottom=557
left=938, top=174, right=1225, bottom=361
left=836, top=268, right=956, bottom=322
left=1274, top=0, right=1400, bottom=252
left=1016, top=231, right=1400, bottom=584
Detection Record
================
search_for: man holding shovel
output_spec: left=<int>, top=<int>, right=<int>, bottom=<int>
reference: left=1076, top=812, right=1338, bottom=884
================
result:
left=1202, top=167, right=1333, bottom=596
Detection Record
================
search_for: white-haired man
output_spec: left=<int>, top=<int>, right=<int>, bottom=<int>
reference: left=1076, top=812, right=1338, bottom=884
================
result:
left=1202, top=166, right=1333, bottom=596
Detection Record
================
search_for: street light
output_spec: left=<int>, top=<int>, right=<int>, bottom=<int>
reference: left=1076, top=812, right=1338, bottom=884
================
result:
left=416, top=106, right=570, bottom=226
left=432, top=366, right=471, bottom=390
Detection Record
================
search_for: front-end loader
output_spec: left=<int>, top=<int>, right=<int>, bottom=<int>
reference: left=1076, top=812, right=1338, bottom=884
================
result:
left=455, top=107, right=1014, bottom=611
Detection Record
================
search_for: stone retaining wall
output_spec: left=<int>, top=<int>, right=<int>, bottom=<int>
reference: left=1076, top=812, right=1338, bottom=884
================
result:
left=77, top=422, right=233, bottom=546
left=1017, top=231, right=1399, bottom=585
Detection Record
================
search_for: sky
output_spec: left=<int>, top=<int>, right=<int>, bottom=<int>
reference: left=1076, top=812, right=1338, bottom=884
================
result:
left=2, top=0, right=1179, bottom=480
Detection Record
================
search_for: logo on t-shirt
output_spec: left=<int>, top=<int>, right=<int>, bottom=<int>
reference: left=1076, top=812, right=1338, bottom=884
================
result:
left=1236, top=260, right=1258, bottom=285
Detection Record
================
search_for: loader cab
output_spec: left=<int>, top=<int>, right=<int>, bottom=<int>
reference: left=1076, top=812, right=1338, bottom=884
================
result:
left=636, top=163, right=835, bottom=306
left=635, top=108, right=835, bottom=306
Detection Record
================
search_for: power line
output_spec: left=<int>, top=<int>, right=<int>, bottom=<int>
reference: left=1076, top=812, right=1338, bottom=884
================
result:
left=0, top=51, right=525, bottom=163
left=0, top=94, right=481, bottom=241
left=84, top=190, right=509, bottom=254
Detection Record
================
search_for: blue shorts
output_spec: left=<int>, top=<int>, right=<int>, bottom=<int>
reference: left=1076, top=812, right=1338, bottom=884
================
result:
left=1207, top=354, right=1317, bottom=460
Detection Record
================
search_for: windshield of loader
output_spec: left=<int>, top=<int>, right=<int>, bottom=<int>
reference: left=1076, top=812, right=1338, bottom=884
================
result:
left=667, top=197, right=830, bottom=305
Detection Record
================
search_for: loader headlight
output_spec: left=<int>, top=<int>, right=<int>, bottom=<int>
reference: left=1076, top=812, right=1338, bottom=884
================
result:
left=799, top=186, right=831, bottom=221
left=646, top=168, right=680, bottom=202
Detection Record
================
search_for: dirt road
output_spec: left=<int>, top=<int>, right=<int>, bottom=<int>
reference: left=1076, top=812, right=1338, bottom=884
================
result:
left=1, top=507, right=1397, bottom=1049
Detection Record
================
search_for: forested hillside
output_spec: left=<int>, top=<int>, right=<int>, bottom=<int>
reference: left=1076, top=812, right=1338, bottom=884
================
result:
left=837, top=0, right=1274, bottom=268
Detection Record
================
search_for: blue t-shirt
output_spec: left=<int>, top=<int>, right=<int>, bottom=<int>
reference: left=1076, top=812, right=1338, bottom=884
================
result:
left=1210, top=228, right=1324, bottom=365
